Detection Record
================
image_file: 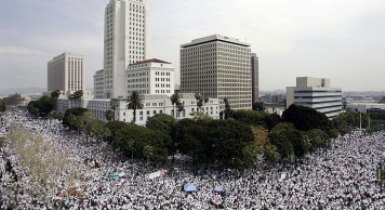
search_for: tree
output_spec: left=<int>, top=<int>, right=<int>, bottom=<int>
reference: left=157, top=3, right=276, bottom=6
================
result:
left=253, top=102, right=265, bottom=112
left=50, top=90, right=61, bottom=110
left=175, top=119, right=255, bottom=168
left=144, top=113, right=176, bottom=162
left=62, top=107, right=88, bottom=130
left=68, top=94, right=74, bottom=108
left=333, top=111, right=368, bottom=133
left=72, top=90, right=83, bottom=107
left=127, top=91, right=143, bottom=124
left=104, top=121, right=127, bottom=144
left=190, top=111, right=213, bottom=120
left=107, top=98, right=119, bottom=121
left=242, top=140, right=262, bottom=168
left=264, top=144, right=280, bottom=164
left=85, top=119, right=108, bottom=141
left=170, top=93, right=181, bottom=118
left=224, top=97, right=231, bottom=119
left=306, top=129, right=330, bottom=151
left=38, top=96, right=55, bottom=117
left=271, top=122, right=296, bottom=133
left=228, top=110, right=266, bottom=126
left=26, top=96, right=55, bottom=118
left=27, top=101, right=40, bottom=117
left=146, top=114, right=175, bottom=136
left=195, top=93, right=209, bottom=112
left=281, top=130, right=310, bottom=157
left=105, top=110, right=115, bottom=122
left=2, top=94, right=25, bottom=106
left=0, top=99, right=6, bottom=112
left=268, top=131, right=293, bottom=159
left=51, top=111, right=64, bottom=121
left=114, top=124, right=171, bottom=162
left=282, top=104, right=332, bottom=132
left=264, top=113, right=281, bottom=131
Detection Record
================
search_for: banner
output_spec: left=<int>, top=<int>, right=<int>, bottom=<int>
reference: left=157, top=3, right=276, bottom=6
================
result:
left=145, top=170, right=166, bottom=180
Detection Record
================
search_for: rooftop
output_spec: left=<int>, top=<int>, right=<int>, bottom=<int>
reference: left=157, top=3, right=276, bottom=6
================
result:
left=130, top=58, right=171, bottom=66
left=181, top=34, right=250, bottom=48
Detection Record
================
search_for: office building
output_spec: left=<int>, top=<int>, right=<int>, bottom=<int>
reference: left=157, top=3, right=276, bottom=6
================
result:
left=180, top=35, right=252, bottom=110
left=47, top=52, right=84, bottom=94
left=126, top=58, right=175, bottom=96
left=94, top=69, right=105, bottom=99
left=251, top=53, right=259, bottom=105
left=286, top=77, right=343, bottom=118
left=103, top=0, right=148, bottom=99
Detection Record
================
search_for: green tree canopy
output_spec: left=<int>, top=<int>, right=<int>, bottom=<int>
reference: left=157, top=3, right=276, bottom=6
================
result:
left=174, top=119, right=255, bottom=168
left=26, top=96, right=55, bottom=117
left=282, top=104, right=332, bottom=132
left=62, top=107, right=93, bottom=132
left=146, top=114, right=175, bottom=136
left=264, top=113, right=282, bottom=131
left=105, top=110, right=115, bottom=122
left=2, top=93, right=25, bottom=106
left=228, top=110, right=266, bottom=126
left=0, top=99, right=6, bottom=112
left=306, top=129, right=330, bottom=151
left=252, top=102, right=266, bottom=112
left=113, top=124, right=172, bottom=162
left=268, top=131, right=294, bottom=159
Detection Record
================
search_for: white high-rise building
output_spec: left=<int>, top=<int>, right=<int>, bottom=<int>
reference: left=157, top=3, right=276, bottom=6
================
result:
left=126, top=59, right=175, bottom=96
left=286, top=77, right=343, bottom=118
left=103, top=0, right=148, bottom=99
left=47, top=52, right=84, bottom=94
left=181, top=35, right=252, bottom=110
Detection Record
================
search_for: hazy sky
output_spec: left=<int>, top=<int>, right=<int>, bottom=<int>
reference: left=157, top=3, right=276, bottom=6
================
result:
left=1, top=0, right=385, bottom=91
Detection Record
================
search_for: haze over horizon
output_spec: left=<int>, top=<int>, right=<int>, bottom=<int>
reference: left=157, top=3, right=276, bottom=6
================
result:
left=1, top=0, right=385, bottom=92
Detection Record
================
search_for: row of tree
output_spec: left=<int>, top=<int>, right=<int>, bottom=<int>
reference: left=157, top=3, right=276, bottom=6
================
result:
left=61, top=100, right=371, bottom=168
left=1, top=94, right=25, bottom=106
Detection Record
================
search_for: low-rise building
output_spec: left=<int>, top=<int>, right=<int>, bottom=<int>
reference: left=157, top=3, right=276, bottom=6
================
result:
left=286, top=77, right=343, bottom=118
left=56, top=93, right=220, bottom=125
left=126, top=59, right=175, bottom=96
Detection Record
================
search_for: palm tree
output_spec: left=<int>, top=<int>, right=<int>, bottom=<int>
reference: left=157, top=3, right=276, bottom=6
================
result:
left=108, top=98, right=119, bottom=121
left=195, top=93, right=209, bottom=113
left=176, top=101, right=185, bottom=118
left=127, top=91, right=143, bottom=124
left=72, top=90, right=84, bottom=107
left=51, top=90, right=61, bottom=110
left=68, top=94, right=74, bottom=108
left=170, top=93, right=180, bottom=118
left=224, top=97, right=231, bottom=119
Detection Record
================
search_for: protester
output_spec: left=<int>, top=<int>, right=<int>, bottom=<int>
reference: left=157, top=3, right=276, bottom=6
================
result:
left=1, top=110, right=385, bottom=209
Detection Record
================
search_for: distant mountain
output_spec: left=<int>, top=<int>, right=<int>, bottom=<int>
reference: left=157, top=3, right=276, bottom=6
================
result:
left=0, top=87, right=46, bottom=97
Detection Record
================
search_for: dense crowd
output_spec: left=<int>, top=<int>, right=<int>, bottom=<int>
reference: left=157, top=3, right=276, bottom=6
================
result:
left=1, top=110, right=385, bottom=210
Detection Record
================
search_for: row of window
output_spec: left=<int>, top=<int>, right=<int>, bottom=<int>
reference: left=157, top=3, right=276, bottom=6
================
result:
left=155, top=78, right=171, bottom=82
left=155, top=84, right=171, bottom=88
left=155, top=90, right=171, bottom=94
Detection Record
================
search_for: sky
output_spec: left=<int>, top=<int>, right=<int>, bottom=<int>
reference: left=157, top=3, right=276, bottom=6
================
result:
left=1, top=0, right=385, bottom=92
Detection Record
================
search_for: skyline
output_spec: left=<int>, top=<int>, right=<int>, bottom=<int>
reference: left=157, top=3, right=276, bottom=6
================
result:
left=1, top=0, right=385, bottom=91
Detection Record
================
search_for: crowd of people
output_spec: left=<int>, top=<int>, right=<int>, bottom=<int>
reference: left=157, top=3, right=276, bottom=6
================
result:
left=1, top=110, right=385, bottom=210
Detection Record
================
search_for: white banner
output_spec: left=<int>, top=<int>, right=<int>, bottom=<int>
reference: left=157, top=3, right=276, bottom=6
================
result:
left=145, top=170, right=166, bottom=180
